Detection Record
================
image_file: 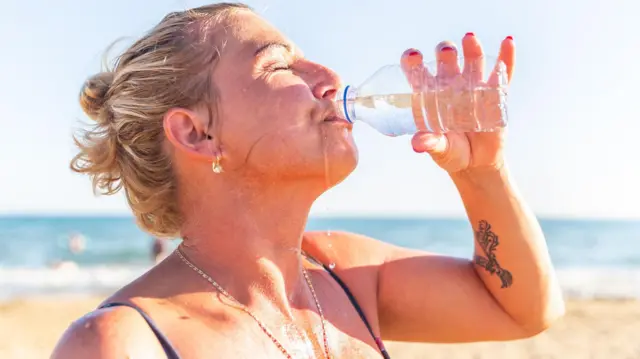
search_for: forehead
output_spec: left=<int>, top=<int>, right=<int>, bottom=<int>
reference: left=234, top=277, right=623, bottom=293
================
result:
left=220, top=10, right=295, bottom=57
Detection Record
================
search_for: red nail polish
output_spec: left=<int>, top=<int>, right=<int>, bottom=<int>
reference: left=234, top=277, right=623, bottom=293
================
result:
left=408, top=50, right=420, bottom=57
left=441, top=46, right=454, bottom=51
left=506, top=36, right=513, bottom=40
left=466, top=32, right=475, bottom=37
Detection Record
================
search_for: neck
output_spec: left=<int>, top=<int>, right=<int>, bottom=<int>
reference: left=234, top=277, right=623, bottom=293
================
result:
left=177, top=177, right=320, bottom=316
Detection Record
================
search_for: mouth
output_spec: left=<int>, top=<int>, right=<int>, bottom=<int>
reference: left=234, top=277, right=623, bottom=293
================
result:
left=323, top=115, right=353, bottom=130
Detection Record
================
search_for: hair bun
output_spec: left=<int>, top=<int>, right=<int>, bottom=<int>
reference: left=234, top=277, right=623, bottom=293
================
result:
left=79, top=72, right=115, bottom=121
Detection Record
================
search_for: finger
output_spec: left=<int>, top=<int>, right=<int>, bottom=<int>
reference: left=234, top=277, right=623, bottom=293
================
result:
left=461, top=32, right=485, bottom=84
left=400, top=48, right=428, bottom=90
left=411, top=131, right=448, bottom=154
left=487, top=36, right=515, bottom=86
left=401, top=49, right=440, bottom=133
left=400, top=49, right=428, bottom=132
left=433, top=42, right=461, bottom=132
left=400, top=49, right=437, bottom=89
left=435, top=41, right=461, bottom=79
left=482, top=37, right=514, bottom=129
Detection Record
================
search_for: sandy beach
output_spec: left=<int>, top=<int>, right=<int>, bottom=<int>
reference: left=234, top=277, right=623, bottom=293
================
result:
left=1, top=297, right=638, bottom=359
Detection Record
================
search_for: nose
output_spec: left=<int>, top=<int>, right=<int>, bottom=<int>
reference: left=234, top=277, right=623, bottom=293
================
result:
left=310, top=63, right=341, bottom=101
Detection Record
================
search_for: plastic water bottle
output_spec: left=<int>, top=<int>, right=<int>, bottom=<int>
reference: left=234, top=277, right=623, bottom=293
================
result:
left=335, top=56, right=509, bottom=136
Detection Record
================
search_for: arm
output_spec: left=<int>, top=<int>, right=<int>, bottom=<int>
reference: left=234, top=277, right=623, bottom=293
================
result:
left=377, top=166, right=565, bottom=342
left=371, top=33, right=565, bottom=342
left=452, top=167, right=565, bottom=331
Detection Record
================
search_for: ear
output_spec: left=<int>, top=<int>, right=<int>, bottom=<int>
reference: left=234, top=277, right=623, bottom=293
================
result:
left=163, top=107, right=216, bottom=161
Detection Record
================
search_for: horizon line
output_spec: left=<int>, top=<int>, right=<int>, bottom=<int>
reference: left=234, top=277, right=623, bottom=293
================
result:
left=0, top=212, right=638, bottom=222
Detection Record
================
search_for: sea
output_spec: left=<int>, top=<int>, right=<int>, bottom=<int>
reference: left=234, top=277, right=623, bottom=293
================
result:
left=1, top=216, right=639, bottom=300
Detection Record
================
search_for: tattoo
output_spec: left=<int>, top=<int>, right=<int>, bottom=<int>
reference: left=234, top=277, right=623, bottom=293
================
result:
left=473, top=220, right=513, bottom=288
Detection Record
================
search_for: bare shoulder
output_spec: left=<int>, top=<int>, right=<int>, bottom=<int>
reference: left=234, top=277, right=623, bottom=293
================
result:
left=51, top=304, right=166, bottom=359
left=302, top=230, right=398, bottom=268
left=302, top=231, right=405, bottom=337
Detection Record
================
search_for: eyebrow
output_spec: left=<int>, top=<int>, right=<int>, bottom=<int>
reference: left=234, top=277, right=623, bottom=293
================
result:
left=253, top=42, right=293, bottom=57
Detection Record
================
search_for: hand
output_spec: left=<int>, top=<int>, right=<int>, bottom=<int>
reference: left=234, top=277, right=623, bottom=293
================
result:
left=400, top=33, right=515, bottom=174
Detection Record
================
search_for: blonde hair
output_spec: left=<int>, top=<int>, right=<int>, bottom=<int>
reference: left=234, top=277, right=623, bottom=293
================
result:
left=71, top=3, right=250, bottom=238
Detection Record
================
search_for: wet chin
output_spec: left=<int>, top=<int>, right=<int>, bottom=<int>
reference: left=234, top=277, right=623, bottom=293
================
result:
left=318, top=134, right=359, bottom=186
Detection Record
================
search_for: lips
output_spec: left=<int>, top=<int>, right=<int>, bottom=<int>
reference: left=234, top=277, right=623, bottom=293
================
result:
left=323, top=115, right=353, bottom=129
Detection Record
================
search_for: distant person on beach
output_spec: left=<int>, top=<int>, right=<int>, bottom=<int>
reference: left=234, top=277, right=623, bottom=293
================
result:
left=53, top=4, right=564, bottom=358
left=49, top=232, right=86, bottom=271
left=151, top=237, right=169, bottom=264
left=67, top=232, right=85, bottom=254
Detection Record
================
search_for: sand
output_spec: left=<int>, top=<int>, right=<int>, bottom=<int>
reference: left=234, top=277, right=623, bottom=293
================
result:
left=1, top=296, right=638, bottom=359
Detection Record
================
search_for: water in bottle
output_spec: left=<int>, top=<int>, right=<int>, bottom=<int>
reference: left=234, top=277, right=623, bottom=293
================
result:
left=335, top=56, right=509, bottom=136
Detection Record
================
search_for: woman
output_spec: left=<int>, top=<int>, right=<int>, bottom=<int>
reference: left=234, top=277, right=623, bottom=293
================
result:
left=52, top=3, right=564, bottom=358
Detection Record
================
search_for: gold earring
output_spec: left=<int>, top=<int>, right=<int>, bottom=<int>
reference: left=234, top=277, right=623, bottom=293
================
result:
left=212, top=154, right=223, bottom=174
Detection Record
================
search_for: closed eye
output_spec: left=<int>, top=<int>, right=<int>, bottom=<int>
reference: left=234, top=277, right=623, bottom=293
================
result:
left=254, top=42, right=300, bottom=73
left=263, top=59, right=294, bottom=72
left=269, top=64, right=292, bottom=71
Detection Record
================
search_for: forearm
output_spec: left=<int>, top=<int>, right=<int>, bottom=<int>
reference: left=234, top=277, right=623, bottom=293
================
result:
left=451, top=166, right=565, bottom=331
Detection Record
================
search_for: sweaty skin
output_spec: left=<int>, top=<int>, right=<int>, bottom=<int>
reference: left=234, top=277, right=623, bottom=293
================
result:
left=52, top=9, right=563, bottom=359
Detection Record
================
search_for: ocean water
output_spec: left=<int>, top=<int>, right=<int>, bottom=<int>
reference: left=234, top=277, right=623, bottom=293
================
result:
left=1, top=216, right=639, bottom=300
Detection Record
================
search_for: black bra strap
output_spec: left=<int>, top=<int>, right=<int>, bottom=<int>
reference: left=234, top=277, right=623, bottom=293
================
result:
left=304, top=253, right=391, bottom=359
left=99, top=302, right=181, bottom=359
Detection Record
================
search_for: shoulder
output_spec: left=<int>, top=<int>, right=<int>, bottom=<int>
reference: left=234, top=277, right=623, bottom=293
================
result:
left=50, top=303, right=166, bottom=359
left=301, top=230, right=397, bottom=298
left=302, top=231, right=403, bottom=334
left=302, top=230, right=399, bottom=268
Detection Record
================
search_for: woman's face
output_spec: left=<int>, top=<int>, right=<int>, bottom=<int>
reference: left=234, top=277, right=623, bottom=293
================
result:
left=210, top=10, right=358, bottom=187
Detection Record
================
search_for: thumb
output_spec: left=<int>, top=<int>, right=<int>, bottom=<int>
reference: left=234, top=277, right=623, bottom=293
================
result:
left=412, top=132, right=448, bottom=154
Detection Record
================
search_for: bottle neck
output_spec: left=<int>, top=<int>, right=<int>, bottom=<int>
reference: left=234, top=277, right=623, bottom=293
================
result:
left=335, top=85, right=357, bottom=123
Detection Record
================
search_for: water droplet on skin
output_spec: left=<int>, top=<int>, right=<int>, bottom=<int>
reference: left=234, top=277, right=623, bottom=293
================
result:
left=321, top=134, right=338, bottom=273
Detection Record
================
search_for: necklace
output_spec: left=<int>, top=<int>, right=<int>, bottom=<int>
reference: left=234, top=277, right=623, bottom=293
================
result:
left=175, top=247, right=331, bottom=359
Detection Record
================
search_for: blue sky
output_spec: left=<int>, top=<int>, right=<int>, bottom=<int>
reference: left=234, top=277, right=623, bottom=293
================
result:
left=1, top=0, right=638, bottom=219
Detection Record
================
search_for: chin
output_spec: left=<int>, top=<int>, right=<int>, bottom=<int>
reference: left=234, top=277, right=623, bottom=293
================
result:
left=275, top=127, right=358, bottom=187
left=318, top=142, right=359, bottom=188
left=322, top=122, right=358, bottom=160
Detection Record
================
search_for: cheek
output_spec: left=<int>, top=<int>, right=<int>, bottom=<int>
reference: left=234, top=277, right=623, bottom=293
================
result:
left=220, top=80, right=305, bottom=130
left=247, top=83, right=319, bottom=140
left=217, top=83, right=322, bottom=166
left=265, top=81, right=316, bottom=123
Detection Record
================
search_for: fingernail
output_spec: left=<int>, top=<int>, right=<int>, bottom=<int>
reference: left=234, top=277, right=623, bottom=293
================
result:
left=408, top=50, right=420, bottom=57
left=506, top=36, right=513, bottom=40
left=441, top=46, right=454, bottom=52
left=466, top=32, right=475, bottom=37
